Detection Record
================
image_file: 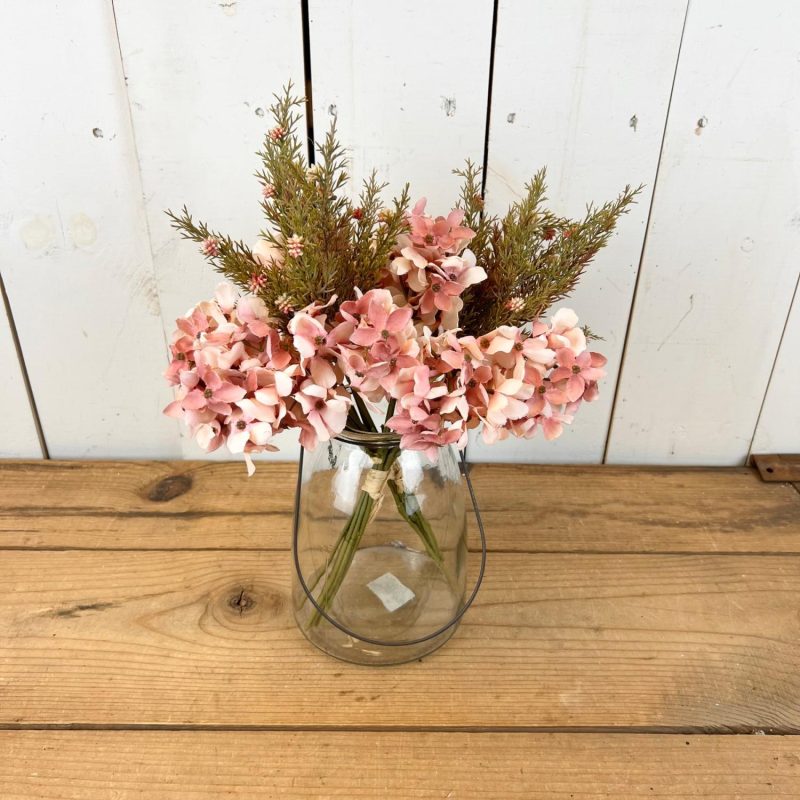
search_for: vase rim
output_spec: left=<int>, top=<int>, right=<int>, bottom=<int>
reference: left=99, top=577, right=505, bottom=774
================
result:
left=333, top=427, right=402, bottom=446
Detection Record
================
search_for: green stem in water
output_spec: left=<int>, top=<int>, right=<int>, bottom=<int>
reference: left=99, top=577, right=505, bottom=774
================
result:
left=307, top=446, right=400, bottom=628
left=305, top=399, right=451, bottom=628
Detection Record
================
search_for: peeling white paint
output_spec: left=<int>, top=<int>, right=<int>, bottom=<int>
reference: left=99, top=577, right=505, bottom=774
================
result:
left=68, top=213, right=97, bottom=248
left=20, top=215, right=57, bottom=251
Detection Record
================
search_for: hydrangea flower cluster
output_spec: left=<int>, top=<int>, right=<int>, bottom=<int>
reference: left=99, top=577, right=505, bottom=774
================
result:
left=164, top=201, right=606, bottom=469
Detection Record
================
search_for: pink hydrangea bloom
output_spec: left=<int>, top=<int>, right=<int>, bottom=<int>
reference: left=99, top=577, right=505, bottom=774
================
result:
left=407, top=198, right=475, bottom=255
left=164, top=196, right=609, bottom=471
left=549, top=348, right=607, bottom=403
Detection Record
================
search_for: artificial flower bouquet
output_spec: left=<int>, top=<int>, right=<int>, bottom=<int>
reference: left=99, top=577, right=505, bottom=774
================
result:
left=163, top=85, right=637, bottom=628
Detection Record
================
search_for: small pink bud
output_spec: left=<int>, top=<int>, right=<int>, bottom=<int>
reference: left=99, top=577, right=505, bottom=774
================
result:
left=286, top=234, right=304, bottom=258
left=201, top=236, right=220, bottom=258
left=275, top=293, right=294, bottom=314
left=268, top=125, right=286, bottom=142
left=261, top=183, right=276, bottom=199
left=248, top=272, right=267, bottom=292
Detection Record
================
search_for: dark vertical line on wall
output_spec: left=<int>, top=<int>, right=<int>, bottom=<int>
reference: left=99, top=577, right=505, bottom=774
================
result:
left=0, top=274, right=49, bottom=457
left=300, top=0, right=316, bottom=164
left=602, top=0, right=691, bottom=464
left=746, top=270, right=800, bottom=459
left=466, top=0, right=499, bottom=464
left=480, top=0, right=500, bottom=198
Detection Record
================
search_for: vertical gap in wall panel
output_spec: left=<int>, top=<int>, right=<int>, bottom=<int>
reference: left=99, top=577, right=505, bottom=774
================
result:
left=602, top=0, right=691, bottom=464
left=0, top=273, right=49, bottom=457
left=746, top=270, right=800, bottom=460
left=301, top=0, right=315, bottom=165
left=463, top=0, right=498, bottom=466
left=480, top=0, right=500, bottom=199
left=110, top=0, right=169, bottom=363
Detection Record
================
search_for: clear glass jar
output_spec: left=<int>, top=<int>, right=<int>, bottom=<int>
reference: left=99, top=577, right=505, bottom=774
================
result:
left=292, top=430, right=479, bottom=665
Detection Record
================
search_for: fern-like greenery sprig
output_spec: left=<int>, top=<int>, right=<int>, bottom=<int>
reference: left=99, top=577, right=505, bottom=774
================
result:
left=167, top=82, right=639, bottom=336
left=456, top=163, right=641, bottom=334
left=168, top=83, right=410, bottom=326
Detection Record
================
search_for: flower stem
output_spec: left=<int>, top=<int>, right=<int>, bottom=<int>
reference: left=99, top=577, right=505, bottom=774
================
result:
left=307, top=445, right=400, bottom=628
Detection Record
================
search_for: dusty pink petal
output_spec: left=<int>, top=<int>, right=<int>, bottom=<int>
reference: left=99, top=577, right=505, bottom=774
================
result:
left=215, top=283, right=238, bottom=313
left=207, top=400, right=232, bottom=416
left=551, top=308, right=579, bottom=331
left=540, top=417, right=564, bottom=441
left=249, top=422, right=273, bottom=447
left=555, top=347, right=576, bottom=367
left=273, top=370, right=294, bottom=396
left=214, top=382, right=247, bottom=402
left=227, top=427, right=250, bottom=454
left=184, top=408, right=215, bottom=427
left=387, top=305, right=413, bottom=331
left=195, top=422, right=221, bottom=451
left=309, top=357, right=337, bottom=388
left=351, top=327, right=380, bottom=347
left=182, top=389, right=207, bottom=410
left=238, top=398, right=277, bottom=423
left=163, top=400, right=184, bottom=418
left=320, top=398, right=348, bottom=434
left=549, top=367, right=572, bottom=383
left=406, top=268, right=429, bottom=293
left=180, top=370, right=200, bottom=390
left=251, top=237, right=284, bottom=269
left=238, top=298, right=272, bottom=337
left=581, top=366, right=606, bottom=382
left=307, top=410, right=332, bottom=443
left=485, top=335, right=514, bottom=355
left=583, top=382, right=600, bottom=402
left=459, top=266, right=487, bottom=287
left=433, top=291, right=453, bottom=312
left=565, top=375, right=585, bottom=403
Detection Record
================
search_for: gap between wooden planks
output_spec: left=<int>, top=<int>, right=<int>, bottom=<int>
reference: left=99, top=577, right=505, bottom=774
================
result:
left=1, top=460, right=799, bottom=552
left=0, top=731, right=797, bottom=799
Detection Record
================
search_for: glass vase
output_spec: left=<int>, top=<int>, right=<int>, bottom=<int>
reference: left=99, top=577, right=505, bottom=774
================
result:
left=292, top=429, right=484, bottom=665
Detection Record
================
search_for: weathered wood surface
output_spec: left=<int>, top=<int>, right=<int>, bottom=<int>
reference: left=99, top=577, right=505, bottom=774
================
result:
left=2, top=549, right=799, bottom=730
left=1, top=460, right=798, bottom=798
left=0, top=732, right=797, bottom=799
left=752, top=454, right=800, bottom=484
left=2, top=461, right=799, bottom=552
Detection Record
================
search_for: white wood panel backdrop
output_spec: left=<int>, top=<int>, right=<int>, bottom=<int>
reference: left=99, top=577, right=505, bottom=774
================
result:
left=751, top=280, right=800, bottom=455
left=308, top=0, right=494, bottom=213
left=0, top=291, right=41, bottom=458
left=607, top=0, right=800, bottom=465
left=0, top=0, right=178, bottom=459
left=113, top=0, right=305, bottom=460
left=0, top=0, right=798, bottom=464
left=470, top=0, right=688, bottom=463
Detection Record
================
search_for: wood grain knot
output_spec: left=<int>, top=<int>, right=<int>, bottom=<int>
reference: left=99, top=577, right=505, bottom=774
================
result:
left=147, top=474, right=193, bottom=502
left=228, top=589, right=257, bottom=615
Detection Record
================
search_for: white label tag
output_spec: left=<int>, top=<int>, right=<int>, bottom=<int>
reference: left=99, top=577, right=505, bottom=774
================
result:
left=366, top=572, right=415, bottom=613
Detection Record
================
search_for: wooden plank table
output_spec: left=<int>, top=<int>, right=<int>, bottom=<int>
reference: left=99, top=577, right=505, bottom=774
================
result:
left=1, top=460, right=799, bottom=797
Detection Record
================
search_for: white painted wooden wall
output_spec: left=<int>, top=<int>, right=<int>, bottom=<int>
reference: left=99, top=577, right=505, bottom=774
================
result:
left=1, top=0, right=797, bottom=465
